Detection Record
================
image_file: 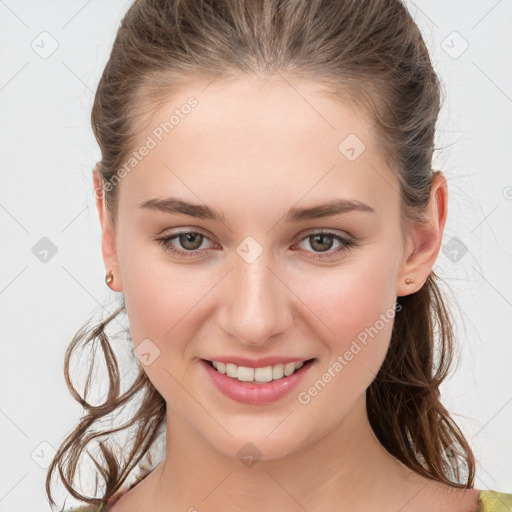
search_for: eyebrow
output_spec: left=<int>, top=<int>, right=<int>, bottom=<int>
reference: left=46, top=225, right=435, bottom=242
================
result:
left=138, top=197, right=375, bottom=223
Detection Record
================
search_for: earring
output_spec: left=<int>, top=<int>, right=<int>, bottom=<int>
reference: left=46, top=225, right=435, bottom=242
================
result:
left=105, top=270, right=115, bottom=290
left=405, top=278, right=414, bottom=285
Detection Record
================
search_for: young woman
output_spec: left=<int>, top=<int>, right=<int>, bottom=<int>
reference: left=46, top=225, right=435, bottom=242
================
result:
left=46, top=0, right=512, bottom=511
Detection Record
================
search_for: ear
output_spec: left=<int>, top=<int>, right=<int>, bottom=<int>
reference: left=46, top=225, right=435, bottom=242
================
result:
left=396, top=171, right=448, bottom=297
left=92, top=163, right=123, bottom=292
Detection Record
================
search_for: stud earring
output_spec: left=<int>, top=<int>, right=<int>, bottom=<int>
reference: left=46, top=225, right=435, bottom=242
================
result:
left=105, top=270, right=115, bottom=290
left=404, top=278, right=414, bottom=285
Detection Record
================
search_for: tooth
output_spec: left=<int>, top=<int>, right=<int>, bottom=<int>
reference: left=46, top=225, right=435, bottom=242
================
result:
left=295, top=361, right=304, bottom=370
left=237, top=366, right=255, bottom=382
left=216, top=361, right=226, bottom=374
left=225, top=363, right=238, bottom=378
left=272, top=363, right=284, bottom=379
left=283, top=362, right=296, bottom=376
left=254, top=366, right=273, bottom=383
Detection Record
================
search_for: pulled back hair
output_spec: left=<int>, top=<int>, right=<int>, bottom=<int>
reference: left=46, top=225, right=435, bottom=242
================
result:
left=46, top=0, right=476, bottom=508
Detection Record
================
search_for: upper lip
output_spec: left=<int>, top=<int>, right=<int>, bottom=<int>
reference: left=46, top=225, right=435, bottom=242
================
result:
left=202, top=356, right=314, bottom=368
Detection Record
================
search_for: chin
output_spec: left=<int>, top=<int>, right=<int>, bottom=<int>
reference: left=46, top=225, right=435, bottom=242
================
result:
left=205, top=430, right=306, bottom=464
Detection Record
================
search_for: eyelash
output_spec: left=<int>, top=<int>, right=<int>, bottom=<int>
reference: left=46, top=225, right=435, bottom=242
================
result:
left=155, top=229, right=357, bottom=260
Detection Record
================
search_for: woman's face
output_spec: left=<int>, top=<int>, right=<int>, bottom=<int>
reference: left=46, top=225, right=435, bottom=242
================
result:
left=99, top=74, right=419, bottom=460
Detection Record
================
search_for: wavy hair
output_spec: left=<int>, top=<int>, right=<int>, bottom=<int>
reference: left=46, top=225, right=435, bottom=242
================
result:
left=46, top=0, right=475, bottom=508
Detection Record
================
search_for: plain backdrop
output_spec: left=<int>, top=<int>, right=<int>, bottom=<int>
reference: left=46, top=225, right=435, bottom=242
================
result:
left=1, top=0, right=511, bottom=510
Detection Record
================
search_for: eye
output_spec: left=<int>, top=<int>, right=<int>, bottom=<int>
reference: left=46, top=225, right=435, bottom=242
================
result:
left=155, top=230, right=215, bottom=258
left=294, top=230, right=357, bottom=260
left=155, top=229, right=357, bottom=260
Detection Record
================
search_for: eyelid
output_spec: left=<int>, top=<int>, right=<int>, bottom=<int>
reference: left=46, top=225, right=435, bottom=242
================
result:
left=297, top=227, right=353, bottom=240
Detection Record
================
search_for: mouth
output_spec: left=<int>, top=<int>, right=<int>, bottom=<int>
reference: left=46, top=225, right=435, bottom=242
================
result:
left=200, top=357, right=318, bottom=405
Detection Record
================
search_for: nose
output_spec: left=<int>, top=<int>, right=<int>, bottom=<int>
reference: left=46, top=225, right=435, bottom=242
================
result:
left=217, top=251, right=292, bottom=347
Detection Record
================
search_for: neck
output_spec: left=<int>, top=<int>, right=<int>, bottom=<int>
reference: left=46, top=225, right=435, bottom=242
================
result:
left=147, top=394, right=413, bottom=512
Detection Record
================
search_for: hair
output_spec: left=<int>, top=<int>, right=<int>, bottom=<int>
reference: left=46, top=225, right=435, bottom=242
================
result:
left=46, top=0, right=476, bottom=508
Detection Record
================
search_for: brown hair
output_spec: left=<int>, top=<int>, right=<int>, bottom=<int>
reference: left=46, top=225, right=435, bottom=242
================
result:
left=46, top=0, right=476, bottom=508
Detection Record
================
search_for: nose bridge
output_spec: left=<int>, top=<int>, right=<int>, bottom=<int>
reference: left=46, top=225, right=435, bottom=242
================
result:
left=219, top=248, right=289, bottom=346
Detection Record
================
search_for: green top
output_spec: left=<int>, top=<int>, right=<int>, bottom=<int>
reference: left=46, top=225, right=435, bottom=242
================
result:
left=66, top=489, right=512, bottom=512
left=477, top=491, right=512, bottom=512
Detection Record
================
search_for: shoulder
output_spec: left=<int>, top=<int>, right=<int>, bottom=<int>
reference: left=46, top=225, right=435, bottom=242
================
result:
left=477, top=490, right=512, bottom=512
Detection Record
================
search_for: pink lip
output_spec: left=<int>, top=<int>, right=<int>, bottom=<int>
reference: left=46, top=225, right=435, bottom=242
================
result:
left=200, top=358, right=316, bottom=405
left=201, top=356, right=312, bottom=367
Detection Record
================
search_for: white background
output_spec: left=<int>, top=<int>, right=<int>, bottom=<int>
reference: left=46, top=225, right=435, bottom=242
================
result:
left=0, top=0, right=511, bottom=510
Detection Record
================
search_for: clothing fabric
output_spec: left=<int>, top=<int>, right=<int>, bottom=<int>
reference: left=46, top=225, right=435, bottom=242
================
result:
left=477, top=491, right=512, bottom=511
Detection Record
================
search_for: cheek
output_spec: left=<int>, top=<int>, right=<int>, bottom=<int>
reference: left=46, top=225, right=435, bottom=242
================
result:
left=118, top=234, right=198, bottom=340
left=292, top=267, right=396, bottom=421
left=121, top=267, right=200, bottom=402
left=293, top=250, right=398, bottom=379
left=122, top=266, right=205, bottom=351
left=118, top=240, right=219, bottom=383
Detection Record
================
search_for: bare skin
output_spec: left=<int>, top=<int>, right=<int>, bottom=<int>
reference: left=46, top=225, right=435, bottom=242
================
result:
left=93, top=73, right=481, bottom=512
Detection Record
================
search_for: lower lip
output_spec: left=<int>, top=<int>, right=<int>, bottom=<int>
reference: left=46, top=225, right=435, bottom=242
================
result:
left=200, top=358, right=316, bottom=405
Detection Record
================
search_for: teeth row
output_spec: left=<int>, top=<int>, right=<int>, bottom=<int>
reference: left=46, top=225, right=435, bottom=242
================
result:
left=212, top=360, right=305, bottom=383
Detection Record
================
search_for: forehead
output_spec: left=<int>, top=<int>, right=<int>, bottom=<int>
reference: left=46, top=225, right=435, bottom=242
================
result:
left=119, top=74, right=400, bottom=219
